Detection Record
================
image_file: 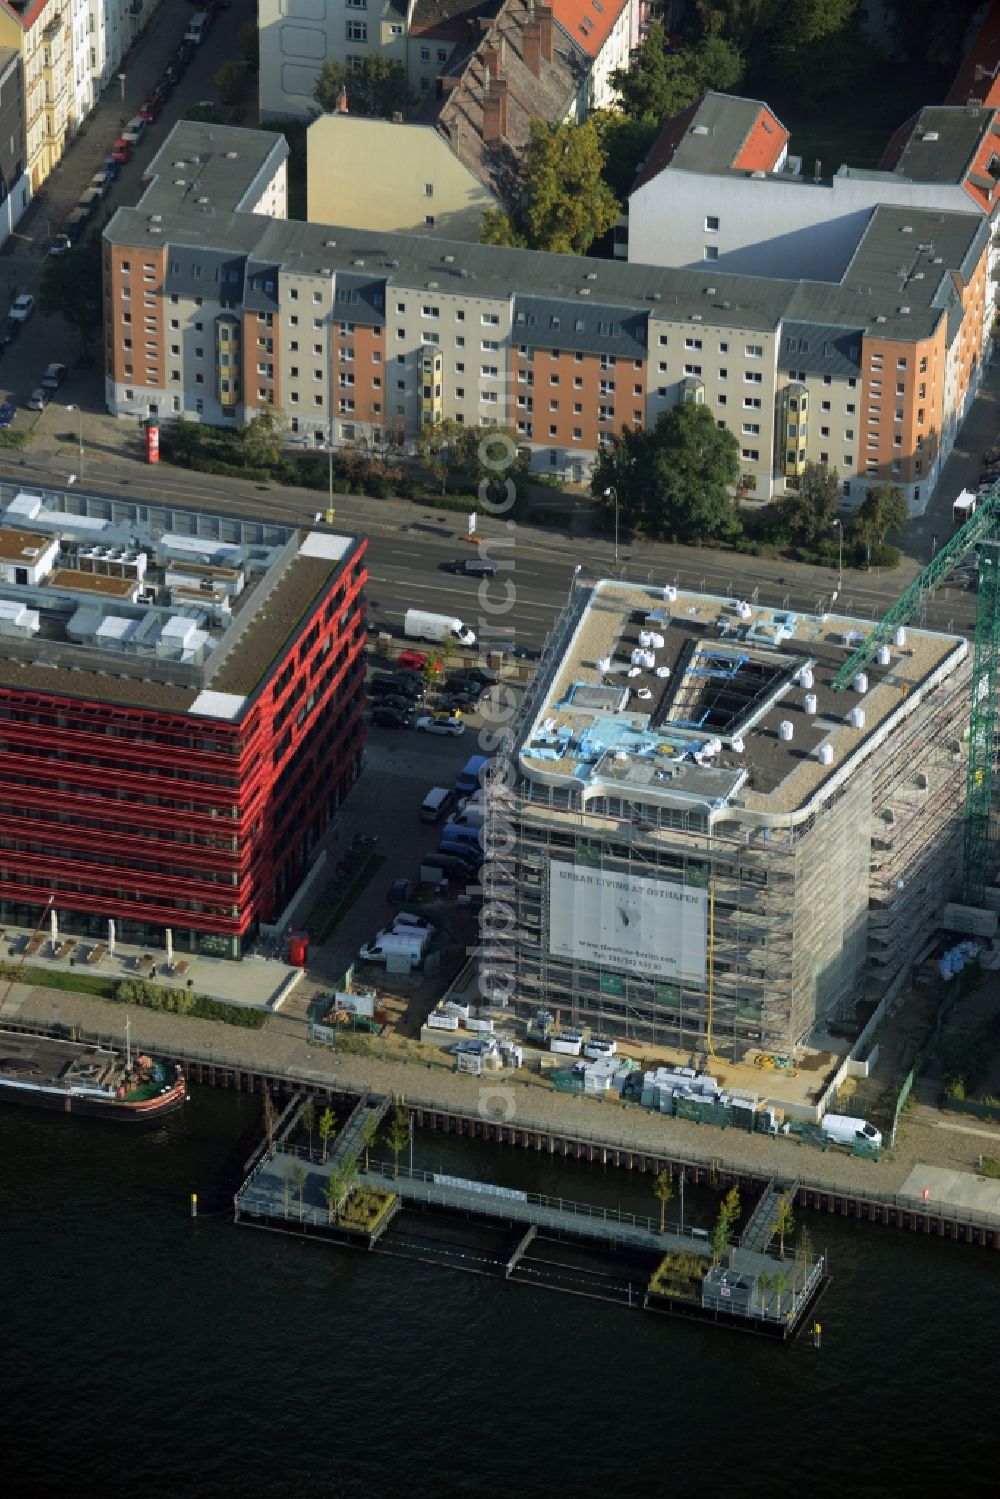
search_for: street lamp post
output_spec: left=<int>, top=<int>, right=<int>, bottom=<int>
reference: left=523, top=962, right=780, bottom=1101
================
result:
left=832, top=517, right=843, bottom=597
left=66, top=404, right=84, bottom=478
left=117, top=72, right=126, bottom=106
left=604, top=485, right=619, bottom=566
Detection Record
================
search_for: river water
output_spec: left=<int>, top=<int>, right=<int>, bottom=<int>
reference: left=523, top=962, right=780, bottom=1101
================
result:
left=2, top=1089, right=994, bottom=1497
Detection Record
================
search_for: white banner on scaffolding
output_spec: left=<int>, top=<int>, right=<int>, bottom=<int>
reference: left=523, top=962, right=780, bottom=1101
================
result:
left=547, top=863, right=708, bottom=983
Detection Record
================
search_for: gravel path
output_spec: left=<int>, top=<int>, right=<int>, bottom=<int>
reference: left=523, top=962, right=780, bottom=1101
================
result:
left=9, top=982, right=1000, bottom=1213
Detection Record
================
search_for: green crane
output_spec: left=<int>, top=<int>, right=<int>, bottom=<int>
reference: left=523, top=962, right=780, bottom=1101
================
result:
left=831, top=488, right=1000, bottom=906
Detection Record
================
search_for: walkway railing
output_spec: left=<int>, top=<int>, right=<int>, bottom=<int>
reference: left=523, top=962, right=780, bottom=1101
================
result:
left=361, top=1160, right=710, bottom=1243
left=16, top=1019, right=1000, bottom=1232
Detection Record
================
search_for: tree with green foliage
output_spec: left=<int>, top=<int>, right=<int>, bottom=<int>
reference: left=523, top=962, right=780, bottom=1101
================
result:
left=481, top=119, right=620, bottom=255
left=300, top=1097, right=316, bottom=1159
left=652, top=1170, right=674, bottom=1234
left=414, top=416, right=465, bottom=494
left=318, top=1106, right=337, bottom=1164
left=778, top=462, right=840, bottom=547
left=237, top=20, right=259, bottom=70
left=856, top=482, right=907, bottom=547
left=697, top=0, right=868, bottom=102
left=592, top=111, right=662, bottom=201
left=756, top=1269, right=772, bottom=1312
left=40, top=227, right=104, bottom=360
left=610, top=23, right=744, bottom=123
left=774, top=1197, right=795, bottom=1258
left=322, top=1170, right=343, bottom=1224
left=591, top=403, right=741, bottom=544
left=384, top=1103, right=410, bottom=1180
left=238, top=409, right=285, bottom=469
left=359, top=1112, right=379, bottom=1172
left=314, top=56, right=412, bottom=119
left=772, top=1269, right=788, bottom=1317
left=215, top=60, right=254, bottom=107
left=183, top=103, right=224, bottom=126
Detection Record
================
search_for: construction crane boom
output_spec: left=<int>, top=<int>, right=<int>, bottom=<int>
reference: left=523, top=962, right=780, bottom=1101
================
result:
left=830, top=485, right=1000, bottom=904
left=832, top=486, right=1000, bottom=691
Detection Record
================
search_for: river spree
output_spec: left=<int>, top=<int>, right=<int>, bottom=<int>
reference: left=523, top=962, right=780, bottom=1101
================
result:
left=2, top=1089, right=994, bottom=1497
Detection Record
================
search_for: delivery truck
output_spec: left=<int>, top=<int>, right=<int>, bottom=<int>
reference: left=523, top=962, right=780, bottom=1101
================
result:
left=404, top=608, right=476, bottom=647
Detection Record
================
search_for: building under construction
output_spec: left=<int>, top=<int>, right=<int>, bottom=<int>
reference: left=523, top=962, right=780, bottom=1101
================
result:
left=482, top=582, right=970, bottom=1056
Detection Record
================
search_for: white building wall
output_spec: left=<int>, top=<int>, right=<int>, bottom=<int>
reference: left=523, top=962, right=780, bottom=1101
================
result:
left=628, top=169, right=980, bottom=281
left=588, top=1, right=633, bottom=111
left=259, top=0, right=408, bottom=121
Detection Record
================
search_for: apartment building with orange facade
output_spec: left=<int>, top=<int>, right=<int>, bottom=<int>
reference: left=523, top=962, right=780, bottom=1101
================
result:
left=104, top=122, right=991, bottom=515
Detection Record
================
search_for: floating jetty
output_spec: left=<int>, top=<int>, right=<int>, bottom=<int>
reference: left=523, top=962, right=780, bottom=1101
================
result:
left=233, top=1098, right=828, bottom=1339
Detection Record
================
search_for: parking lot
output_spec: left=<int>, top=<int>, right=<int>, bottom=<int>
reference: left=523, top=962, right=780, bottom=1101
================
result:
left=303, top=721, right=487, bottom=1033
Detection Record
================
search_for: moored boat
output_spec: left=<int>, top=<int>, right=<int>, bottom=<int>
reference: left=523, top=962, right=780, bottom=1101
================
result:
left=0, top=1030, right=187, bottom=1122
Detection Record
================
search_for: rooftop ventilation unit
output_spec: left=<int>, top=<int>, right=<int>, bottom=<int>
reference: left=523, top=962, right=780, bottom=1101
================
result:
left=578, top=287, right=590, bottom=295
left=901, top=224, right=913, bottom=233
left=226, top=151, right=238, bottom=159
left=689, top=312, right=702, bottom=321
left=173, top=178, right=186, bottom=186
left=353, top=258, right=365, bottom=267
left=692, top=125, right=709, bottom=136
left=876, top=313, right=887, bottom=323
left=703, top=286, right=716, bottom=295
left=324, top=239, right=337, bottom=248
left=586, top=271, right=598, bottom=280
left=427, top=281, right=439, bottom=289
left=921, top=131, right=940, bottom=141
left=149, top=213, right=162, bottom=223
left=442, top=254, right=455, bottom=263
left=751, top=170, right=766, bottom=178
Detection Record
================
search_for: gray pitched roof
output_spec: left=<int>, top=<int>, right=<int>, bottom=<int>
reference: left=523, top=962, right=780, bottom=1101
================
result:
left=107, top=125, right=990, bottom=353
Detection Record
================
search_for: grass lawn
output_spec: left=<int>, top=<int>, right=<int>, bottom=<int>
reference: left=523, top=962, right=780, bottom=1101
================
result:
left=23, top=967, right=116, bottom=1000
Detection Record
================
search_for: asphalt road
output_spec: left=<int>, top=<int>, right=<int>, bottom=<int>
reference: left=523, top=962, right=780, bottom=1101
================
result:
left=0, top=0, right=256, bottom=417
left=0, top=433, right=982, bottom=652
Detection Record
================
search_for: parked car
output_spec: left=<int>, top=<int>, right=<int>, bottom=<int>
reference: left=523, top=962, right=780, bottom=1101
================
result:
left=9, top=294, right=34, bottom=323
left=0, top=401, right=15, bottom=428
left=416, top=715, right=466, bottom=736
left=396, top=650, right=428, bottom=671
left=0, top=318, right=20, bottom=345
left=27, top=388, right=49, bottom=411
left=440, top=695, right=486, bottom=717
left=76, top=188, right=102, bottom=217
left=393, top=912, right=436, bottom=932
left=370, top=674, right=423, bottom=700
left=371, top=705, right=413, bottom=729
left=387, top=878, right=413, bottom=904
left=49, top=232, right=72, bottom=257
left=100, top=155, right=120, bottom=181
left=139, top=95, right=163, bottom=123
left=62, top=208, right=89, bottom=245
left=110, top=138, right=131, bottom=165
left=40, top=363, right=67, bottom=390
left=463, top=665, right=500, bottom=687
left=371, top=695, right=415, bottom=714
left=122, top=116, right=147, bottom=148
left=91, top=169, right=115, bottom=196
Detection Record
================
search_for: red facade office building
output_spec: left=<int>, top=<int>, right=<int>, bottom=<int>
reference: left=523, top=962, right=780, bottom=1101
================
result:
left=0, top=488, right=367, bottom=958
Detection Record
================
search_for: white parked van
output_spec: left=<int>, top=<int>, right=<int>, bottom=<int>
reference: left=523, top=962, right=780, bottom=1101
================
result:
left=820, top=1114, right=882, bottom=1149
left=404, top=608, right=475, bottom=646
left=359, top=930, right=426, bottom=964
left=420, top=786, right=455, bottom=823
left=185, top=11, right=209, bottom=45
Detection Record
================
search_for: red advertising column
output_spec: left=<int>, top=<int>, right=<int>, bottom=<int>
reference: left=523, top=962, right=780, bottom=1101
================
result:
left=145, top=421, right=160, bottom=464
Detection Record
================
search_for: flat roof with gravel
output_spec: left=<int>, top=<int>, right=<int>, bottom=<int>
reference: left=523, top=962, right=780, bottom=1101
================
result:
left=515, top=581, right=967, bottom=823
